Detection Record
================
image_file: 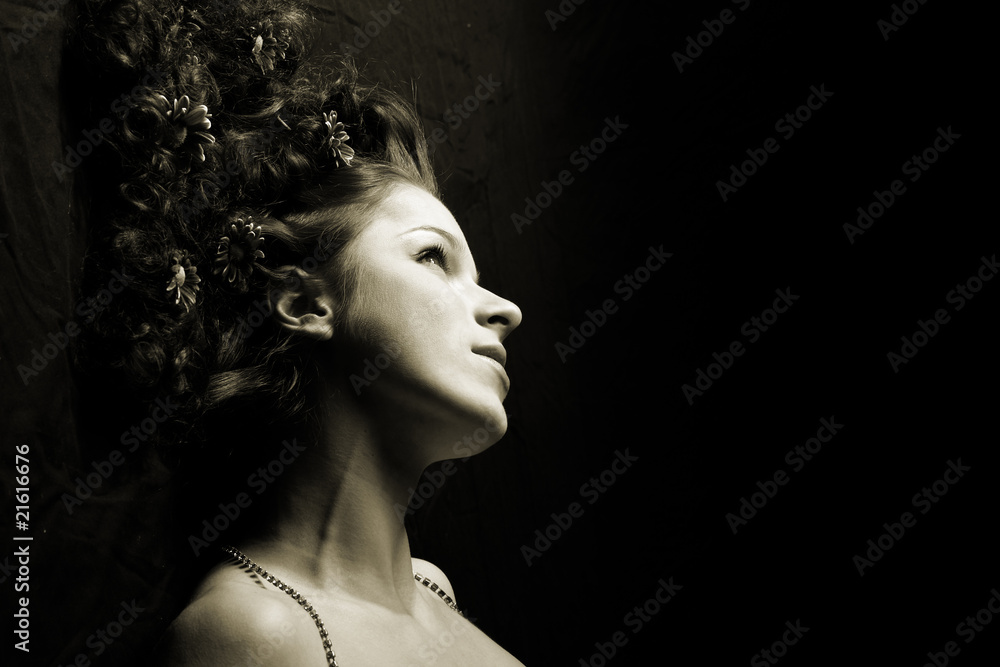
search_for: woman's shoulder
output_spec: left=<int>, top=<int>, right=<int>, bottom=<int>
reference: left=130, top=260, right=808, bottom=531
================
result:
left=152, top=558, right=461, bottom=665
left=150, top=566, right=327, bottom=667
left=410, top=556, right=457, bottom=605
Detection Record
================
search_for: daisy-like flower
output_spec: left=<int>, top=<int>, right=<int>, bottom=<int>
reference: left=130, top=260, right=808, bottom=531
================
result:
left=213, top=218, right=265, bottom=292
left=251, top=22, right=288, bottom=74
left=165, top=251, right=202, bottom=311
left=322, top=110, right=355, bottom=168
left=156, top=94, right=216, bottom=167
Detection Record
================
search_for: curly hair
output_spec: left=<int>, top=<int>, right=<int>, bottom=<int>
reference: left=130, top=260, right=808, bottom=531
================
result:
left=71, top=0, right=438, bottom=456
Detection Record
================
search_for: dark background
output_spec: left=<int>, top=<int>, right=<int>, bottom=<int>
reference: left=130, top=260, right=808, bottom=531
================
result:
left=2, top=1, right=996, bottom=665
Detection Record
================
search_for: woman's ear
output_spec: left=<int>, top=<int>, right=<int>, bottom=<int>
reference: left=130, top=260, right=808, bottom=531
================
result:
left=271, top=267, right=337, bottom=340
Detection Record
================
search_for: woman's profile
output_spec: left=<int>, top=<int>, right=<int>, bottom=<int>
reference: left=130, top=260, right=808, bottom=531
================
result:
left=70, top=0, right=524, bottom=664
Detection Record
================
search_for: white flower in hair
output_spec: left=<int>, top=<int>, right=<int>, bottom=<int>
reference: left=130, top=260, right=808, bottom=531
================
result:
left=156, top=94, right=216, bottom=167
left=165, top=251, right=202, bottom=311
left=322, top=110, right=355, bottom=168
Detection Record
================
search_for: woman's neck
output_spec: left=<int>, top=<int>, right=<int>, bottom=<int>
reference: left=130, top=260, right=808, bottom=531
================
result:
left=235, top=399, right=427, bottom=614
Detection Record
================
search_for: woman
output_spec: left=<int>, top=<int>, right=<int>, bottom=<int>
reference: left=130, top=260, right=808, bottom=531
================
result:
left=71, top=0, right=524, bottom=664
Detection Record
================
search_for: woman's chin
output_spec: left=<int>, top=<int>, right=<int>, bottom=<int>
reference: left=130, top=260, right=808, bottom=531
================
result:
left=428, top=403, right=509, bottom=463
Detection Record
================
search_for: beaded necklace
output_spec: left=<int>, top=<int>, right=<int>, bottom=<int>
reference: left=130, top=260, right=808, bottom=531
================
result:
left=222, top=545, right=460, bottom=666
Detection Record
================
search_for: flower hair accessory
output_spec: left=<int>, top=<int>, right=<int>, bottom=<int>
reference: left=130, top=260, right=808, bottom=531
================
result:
left=250, top=20, right=288, bottom=74
left=155, top=94, right=216, bottom=168
left=213, top=218, right=265, bottom=292
left=166, top=251, right=201, bottom=311
left=321, top=110, right=355, bottom=168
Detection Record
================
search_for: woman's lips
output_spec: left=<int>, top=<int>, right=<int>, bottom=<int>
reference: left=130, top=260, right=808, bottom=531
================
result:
left=476, top=353, right=510, bottom=391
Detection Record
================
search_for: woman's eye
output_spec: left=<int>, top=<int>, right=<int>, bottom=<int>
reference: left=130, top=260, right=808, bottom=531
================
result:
left=418, top=246, right=448, bottom=269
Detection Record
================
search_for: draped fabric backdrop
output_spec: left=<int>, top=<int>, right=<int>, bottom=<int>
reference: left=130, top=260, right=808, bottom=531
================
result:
left=2, top=1, right=996, bottom=665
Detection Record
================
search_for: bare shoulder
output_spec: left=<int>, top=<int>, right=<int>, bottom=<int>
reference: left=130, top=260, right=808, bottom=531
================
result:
left=150, top=568, right=327, bottom=667
left=410, top=558, right=526, bottom=665
left=411, top=557, right=457, bottom=604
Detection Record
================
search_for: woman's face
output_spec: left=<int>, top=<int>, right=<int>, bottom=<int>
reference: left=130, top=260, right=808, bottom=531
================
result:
left=331, top=184, right=522, bottom=463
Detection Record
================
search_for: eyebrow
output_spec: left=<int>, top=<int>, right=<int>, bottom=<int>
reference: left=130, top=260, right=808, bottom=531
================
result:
left=401, top=225, right=481, bottom=284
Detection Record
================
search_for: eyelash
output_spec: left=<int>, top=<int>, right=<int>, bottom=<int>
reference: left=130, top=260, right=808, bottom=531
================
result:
left=418, top=244, right=449, bottom=270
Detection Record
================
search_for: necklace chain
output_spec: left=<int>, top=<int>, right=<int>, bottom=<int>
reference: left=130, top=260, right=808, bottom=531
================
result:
left=223, top=545, right=339, bottom=666
left=413, top=571, right=460, bottom=612
left=221, top=545, right=461, bottom=666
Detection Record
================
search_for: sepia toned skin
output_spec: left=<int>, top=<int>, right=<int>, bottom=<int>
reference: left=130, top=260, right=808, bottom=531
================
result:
left=153, top=185, right=524, bottom=666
